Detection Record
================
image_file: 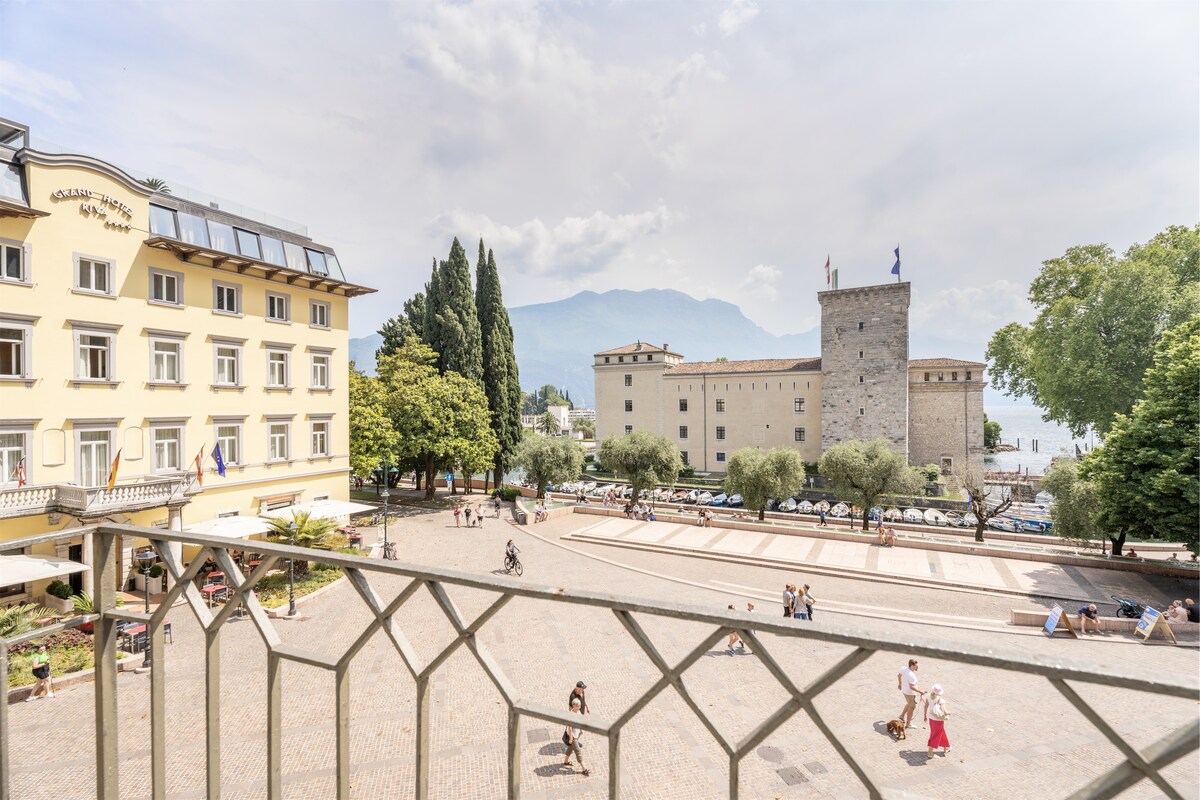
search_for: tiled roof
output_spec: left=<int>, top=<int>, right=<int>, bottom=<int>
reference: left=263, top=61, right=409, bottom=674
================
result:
left=594, top=342, right=682, bottom=356
left=666, top=357, right=821, bottom=375
left=909, top=358, right=985, bottom=368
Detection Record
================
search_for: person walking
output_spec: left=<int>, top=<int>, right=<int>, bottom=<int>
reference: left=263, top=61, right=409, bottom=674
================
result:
left=898, top=659, right=924, bottom=729
left=924, top=684, right=951, bottom=757
left=793, top=585, right=809, bottom=620
left=818, top=508, right=827, bottom=527
left=562, top=697, right=589, bottom=775
left=464, top=505, right=473, bottom=527
left=494, top=495, right=502, bottom=518
left=726, top=604, right=746, bottom=655
left=568, top=680, right=590, bottom=714
left=25, top=644, right=54, bottom=701
left=802, top=584, right=816, bottom=621
left=453, top=506, right=462, bottom=528
left=475, top=503, right=485, bottom=528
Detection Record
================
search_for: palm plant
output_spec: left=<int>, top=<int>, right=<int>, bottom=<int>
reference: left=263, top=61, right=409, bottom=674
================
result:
left=0, top=602, right=52, bottom=639
left=263, top=510, right=344, bottom=576
left=535, top=411, right=561, bottom=436
left=139, top=177, right=171, bottom=194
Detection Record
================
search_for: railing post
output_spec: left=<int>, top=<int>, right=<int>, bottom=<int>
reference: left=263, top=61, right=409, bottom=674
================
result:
left=205, top=627, right=221, bottom=800
left=729, top=753, right=739, bottom=799
left=415, top=675, right=430, bottom=800
left=93, top=527, right=119, bottom=800
left=608, top=729, right=621, bottom=799
left=266, top=652, right=282, bottom=800
left=335, top=664, right=350, bottom=800
left=507, top=708, right=521, bottom=800
left=150, top=623, right=166, bottom=800
left=1, top=642, right=10, bottom=800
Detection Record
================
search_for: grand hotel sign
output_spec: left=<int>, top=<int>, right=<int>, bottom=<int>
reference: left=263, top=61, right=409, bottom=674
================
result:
left=50, top=187, right=134, bottom=231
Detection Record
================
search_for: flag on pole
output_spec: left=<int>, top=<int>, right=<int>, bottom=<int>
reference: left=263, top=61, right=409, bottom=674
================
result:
left=211, top=443, right=227, bottom=477
left=194, top=445, right=205, bottom=487
left=891, top=245, right=901, bottom=278
left=106, top=449, right=122, bottom=491
left=824, top=255, right=831, bottom=289
left=11, top=457, right=26, bottom=488
left=832, top=268, right=839, bottom=290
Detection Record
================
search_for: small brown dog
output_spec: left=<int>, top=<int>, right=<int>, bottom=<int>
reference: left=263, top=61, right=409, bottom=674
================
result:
left=886, top=720, right=907, bottom=740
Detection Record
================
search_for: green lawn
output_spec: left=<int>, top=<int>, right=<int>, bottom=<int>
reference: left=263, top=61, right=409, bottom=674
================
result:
left=7, top=629, right=127, bottom=688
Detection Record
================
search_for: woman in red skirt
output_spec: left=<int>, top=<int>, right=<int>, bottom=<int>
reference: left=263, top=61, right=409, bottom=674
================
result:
left=924, top=684, right=951, bottom=757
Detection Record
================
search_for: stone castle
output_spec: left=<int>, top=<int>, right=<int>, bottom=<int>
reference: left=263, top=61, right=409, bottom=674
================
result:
left=592, top=282, right=986, bottom=473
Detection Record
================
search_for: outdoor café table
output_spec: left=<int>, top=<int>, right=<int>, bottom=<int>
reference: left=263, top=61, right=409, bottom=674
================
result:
left=120, top=622, right=172, bottom=652
left=200, top=584, right=229, bottom=607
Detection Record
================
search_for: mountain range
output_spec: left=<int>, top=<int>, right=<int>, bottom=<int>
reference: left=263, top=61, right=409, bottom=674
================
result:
left=349, top=288, right=996, bottom=407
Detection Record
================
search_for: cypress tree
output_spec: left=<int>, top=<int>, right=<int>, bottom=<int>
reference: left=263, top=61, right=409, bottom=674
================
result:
left=376, top=315, right=415, bottom=358
left=426, top=239, right=482, bottom=382
left=422, top=258, right=442, bottom=356
left=476, top=244, right=523, bottom=484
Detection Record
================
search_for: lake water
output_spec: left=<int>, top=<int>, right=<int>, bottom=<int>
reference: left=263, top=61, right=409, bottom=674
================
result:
left=983, top=404, right=1094, bottom=475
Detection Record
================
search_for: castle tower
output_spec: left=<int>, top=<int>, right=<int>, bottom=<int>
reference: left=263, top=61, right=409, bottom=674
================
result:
left=818, top=282, right=911, bottom=456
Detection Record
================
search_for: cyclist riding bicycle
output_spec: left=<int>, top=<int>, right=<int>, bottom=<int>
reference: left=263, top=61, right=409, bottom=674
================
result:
left=505, top=540, right=519, bottom=561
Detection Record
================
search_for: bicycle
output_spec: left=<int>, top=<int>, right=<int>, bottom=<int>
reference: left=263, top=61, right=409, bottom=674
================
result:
left=503, top=550, right=523, bottom=577
left=382, top=540, right=397, bottom=561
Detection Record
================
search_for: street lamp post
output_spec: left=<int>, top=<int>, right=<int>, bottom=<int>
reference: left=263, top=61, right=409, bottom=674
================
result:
left=380, top=459, right=390, bottom=557
left=136, top=550, right=157, bottom=669
left=286, top=520, right=297, bottom=618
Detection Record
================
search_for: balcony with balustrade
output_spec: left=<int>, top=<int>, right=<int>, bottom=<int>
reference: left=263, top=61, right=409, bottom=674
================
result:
left=0, top=477, right=189, bottom=522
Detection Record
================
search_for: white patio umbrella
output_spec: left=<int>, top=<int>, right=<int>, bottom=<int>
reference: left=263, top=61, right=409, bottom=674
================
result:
left=0, top=554, right=90, bottom=588
left=259, top=499, right=375, bottom=523
left=184, top=515, right=273, bottom=539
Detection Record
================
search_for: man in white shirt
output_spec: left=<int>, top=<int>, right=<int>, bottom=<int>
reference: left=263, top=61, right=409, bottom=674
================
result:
left=897, top=659, right=925, bottom=729
left=563, top=697, right=589, bottom=776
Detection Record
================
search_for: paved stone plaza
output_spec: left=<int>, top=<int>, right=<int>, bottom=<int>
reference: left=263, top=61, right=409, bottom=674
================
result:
left=6, top=498, right=1198, bottom=799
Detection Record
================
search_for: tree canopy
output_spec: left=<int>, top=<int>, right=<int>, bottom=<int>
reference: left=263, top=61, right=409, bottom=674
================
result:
left=598, top=431, right=682, bottom=502
left=348, top=362, right=400, bottom=481
left=422, top=239, right=483, bottom=382
left=535, top=411, right=561, bottom=435
left=818, top=439, right=920, bottom=531
left=1042, top=457, right=1101, bottom=549
left=724, top=448, right=806, bottom=520
left=1082, top=318, right=1199, bottom=554
left=983, top=414, right=1001, bottom=449
left=571, top=417, right=595, bottom=439
left=475, top=242, right=523, bottom=484
left=523, top=384, right=573, bottom=414
left=513, top=433, right=583, bottom=499
left=986, top=224, right=1199, bottom=436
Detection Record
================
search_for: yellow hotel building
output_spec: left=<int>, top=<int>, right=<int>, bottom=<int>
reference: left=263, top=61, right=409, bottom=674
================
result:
left=0, top=119, right=373, bottom=603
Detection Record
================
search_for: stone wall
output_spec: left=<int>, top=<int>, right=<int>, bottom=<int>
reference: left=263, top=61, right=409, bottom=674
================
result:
left=908, top=378, right=986, bottom=473
left=819, top=283, right=911, bottom=456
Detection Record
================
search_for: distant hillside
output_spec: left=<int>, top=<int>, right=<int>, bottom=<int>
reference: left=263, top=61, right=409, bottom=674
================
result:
left=350, top=288, right=819, bottom=406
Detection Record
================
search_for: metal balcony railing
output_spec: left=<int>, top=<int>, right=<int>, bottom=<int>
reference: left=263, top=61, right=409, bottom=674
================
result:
left=0, top=477, right=187, bottom=520
left=1, top=523, right=1197, bottom=800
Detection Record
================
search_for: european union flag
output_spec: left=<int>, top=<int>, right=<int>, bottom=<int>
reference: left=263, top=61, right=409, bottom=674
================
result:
left=211, top=443, right=226, bottom=477
left=891, top=246, right=901, bottom=276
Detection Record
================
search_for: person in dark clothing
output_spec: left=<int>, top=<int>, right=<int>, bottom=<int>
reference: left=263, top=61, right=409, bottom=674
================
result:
left=568, top=681, right=589, bottom=714
left=1186, top=599, right=1199, bottom=623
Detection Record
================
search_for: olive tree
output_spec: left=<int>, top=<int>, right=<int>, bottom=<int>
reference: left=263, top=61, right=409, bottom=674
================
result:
left=725, top=448, right=806, bottom=521
left=513, top=433, right=583, bottom=499
left=955, top=464, right=1014, bottom=544
left=1042, top=457, right=1102, bottom=550
left=597, top=431, right=682, bottom=502
left=819, top=439, right=921, bottom=531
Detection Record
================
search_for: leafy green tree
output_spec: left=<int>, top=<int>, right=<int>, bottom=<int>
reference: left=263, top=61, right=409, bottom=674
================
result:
left=724, top=448, right=806, bottom=521
left=423, top=239, right=483, bottom=382
left=349, top=363, right=400, bottom=483
left=535, top=411, right=561, bottom=435
left=1042, top=457, right=1101, bottom=549
left=513, top=433, right=583, bottom=499
left=377, top=339, right=498, bottom=500
left=572, top=417, right=595, bottom=439
left=987, top=225, right=1199, bottom=436
left=598, top=432, right=682, bottom=502
left=523, top=384, right=572, bottom=414
left=264, top=510, right=345, bottom=576
left=1083, top=319, right=1200, bottom=554
left=475, top=243, right=523, bottom=488
left=819, top=439, right=921, bottom=531
left=983, top=414, right=1002, bottom=449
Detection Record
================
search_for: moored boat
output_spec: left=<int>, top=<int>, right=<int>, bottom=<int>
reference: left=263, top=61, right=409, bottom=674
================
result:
left=945, top=511, right=965, bottom=527
left=903, top=508, right=923, bottom=523
left=831, top=502, right=850, bottom=518
left=924, top=508, right=947, bottom=526
left=884, top=507, right=903, bottom=522
left=728, top=494, right=744, bottom=508
left=711, top=493, right=728, bottom=506
left=963, top=512, right=979, bottom=527
left=670, top=489, right=688, bottom=502
left=815, top=500, right=831, bottom=514
left=780, top=497, right=798, bottom=512
left=697, top=492, right=713, bottom=505
left=796, top=500, right=813, bottom=514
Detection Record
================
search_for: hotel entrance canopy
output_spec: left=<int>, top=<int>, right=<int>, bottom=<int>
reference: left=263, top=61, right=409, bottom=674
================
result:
left=0, top=554, right=90, bottom=588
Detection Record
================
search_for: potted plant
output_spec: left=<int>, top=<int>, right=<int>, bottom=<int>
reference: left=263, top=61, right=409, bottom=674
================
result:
left=45, top=580, right=75, bottom=614
left=147, top=563, right=166, bottom=594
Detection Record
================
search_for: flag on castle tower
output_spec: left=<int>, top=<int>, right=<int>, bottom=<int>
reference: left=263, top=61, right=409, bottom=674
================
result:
left=824, top=255, right=830, bottom=289
left=891, top=245, right=901, bottom=278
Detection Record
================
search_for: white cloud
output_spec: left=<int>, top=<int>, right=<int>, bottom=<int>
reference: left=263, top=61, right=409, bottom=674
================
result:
left=718, top=0, right=759, bottom=37
left=738, top=263, right=784, bottom=300
left=0, top=60, right=81, bottom=118
left=429, top=204, right=679, bottom=277
left=911, top=281, right=1034, bottom=344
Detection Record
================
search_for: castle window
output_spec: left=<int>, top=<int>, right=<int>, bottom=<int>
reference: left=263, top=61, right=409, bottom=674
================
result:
left=715, top=451, right=726, bottom=463
left=624, top=425, right=633, bottom=434
left=793, top=398, right=805, bottom=413
left=633, top=355, right=638, bottom=362
left=952, top=371, right=958, bottom=381
left=859, top=407, right=865, bottom=416
left=937, top=372, right=944, bottom=381
left=604, top=357, right=610, bottom=364
left=859, top=350, right=864, bottom=360
left=966, top=370, right=973, bottom=381
left=624, top=374, right=632, bottom=387
left=924, top=372, right=930, bottom=382
left=794, top=427, right=805, bottom=442
left=679, top=399, right=688, bottom=412
left=858, top=375, right=864, bottom=384
left=624, top=400, right=633, bottom=412
left=715, top=399, right=726, bottom=413
left=647, top=355, right=652, bottom=361
left=858, top=321, right=864, bottom=331
left=679, top=425, right=688, bottom=439
left=618, top=356, right=624, bottom=363
left=715, top=426, right=726, bottom=440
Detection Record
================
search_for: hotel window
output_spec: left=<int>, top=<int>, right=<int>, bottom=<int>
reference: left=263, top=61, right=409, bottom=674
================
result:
left=310, top=301, right=330, bottom=329
left=150, top=339, right=183, bottom=384
left=268, top=423, right=290, bottom=461
left=152, top=426, right=183, bottom=473
left=149, top=268, right=183, bottom=306
left=624, top=425, right=633, bottom=434
left=207, top=220, right=237, bottom=255
left=215, top=424, right=241, bottom=466
left=148, top=204, right=178, bottom=238
left=624, top=400, right=633, bottom=412
left=266, top=292, right=290, bottom=322
left=326, top=254, right=344, bottom=281
left=966, top=370, right=973, bottom=381
left=679, top=425, right=688, bottom=439
left=924, top=372, right=930, bottom=382
left=793, top=398, right=805, bottom=413
left=0, top=431, right=28, bottom=486
left=267, top=351, right=290, bottom=388
left=937, top=372, right=944, bottom=381
left=679, top=398, right=688, bottom=412
left=311, top=420, right=330, bottom=457
left=77, top=429, right=112, bottom=487
left=74, top=255, right=113, bottom=295
left=951, top=371, right=959, bottom=381
left=624, top=374, right=632, bottom=387
left=305, top=249, right=329, bottom=276
left=604, top=357, right=610, bottom=364
left=76, top=332, right=113, bottom=380
left=235, top=229, right=261, bottom=259
left=646, top=355, right=652, bottom=361
left=0, top=323, right=30, bottom=378
left=794, top=427, right=806, bottom=442
left=177, top=212, right=210, bottom=247
left=215, top=345, right=242, bottom=386
left=618, top=356, right=624, bottom=363
left=260, top=236, right=286, bottom=267
left=311, top=353, right=330, bottom=389
left=715, top=451, right=726, bottom=463
left=716, top=426, right=726, bottom=440
left=715, top=398, right=726, bottom=413
left=214, top=282, right=241, bottom=315
left=283, top=242, right=308, bottom=272
left=1, top=238, right=26, bottom=282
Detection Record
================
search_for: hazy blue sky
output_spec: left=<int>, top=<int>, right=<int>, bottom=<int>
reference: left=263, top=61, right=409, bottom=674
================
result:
left=2, top=0, right=1196, bottom=349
